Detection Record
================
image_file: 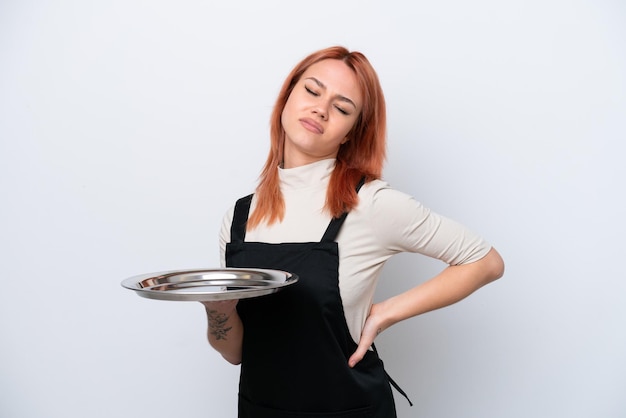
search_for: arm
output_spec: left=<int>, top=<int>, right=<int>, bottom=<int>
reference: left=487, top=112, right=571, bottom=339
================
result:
left=204, top=206, right=243, bottom=365
left=348, top=247, right=504, bottom=367
left=201, top=299, right=243, bottom=365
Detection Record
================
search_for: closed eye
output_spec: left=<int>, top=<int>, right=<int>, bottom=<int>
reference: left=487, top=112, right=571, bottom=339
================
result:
left=305, top=86, right=319, bottom=96
left=334, top=105, right=349, bottom=115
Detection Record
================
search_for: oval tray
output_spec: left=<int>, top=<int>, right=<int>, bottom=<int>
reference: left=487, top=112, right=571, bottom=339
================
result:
left=121, top=268, right=298, bottom=301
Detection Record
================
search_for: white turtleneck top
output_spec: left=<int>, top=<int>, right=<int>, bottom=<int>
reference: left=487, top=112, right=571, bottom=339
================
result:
left=219, top=159, right=491, bottom=343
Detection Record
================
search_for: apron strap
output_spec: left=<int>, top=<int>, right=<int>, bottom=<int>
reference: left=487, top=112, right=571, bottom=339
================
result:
left=372, top=343, right=414, bottom=407
left=232, top=176, right=366, bottom=244
left=230, top=194, right=253, bottom=243
left=321, top=176, right=367, bottom=243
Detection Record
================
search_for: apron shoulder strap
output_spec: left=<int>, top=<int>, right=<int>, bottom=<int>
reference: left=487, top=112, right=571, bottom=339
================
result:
left=230, top=194, right=253, bottom=243
left=321, top=176, right=367, bottom=243
left=233, top=177, right=367, bottom=243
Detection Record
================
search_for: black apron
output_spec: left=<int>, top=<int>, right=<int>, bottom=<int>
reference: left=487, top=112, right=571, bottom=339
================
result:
left=225, top=186, right=404, bottom=417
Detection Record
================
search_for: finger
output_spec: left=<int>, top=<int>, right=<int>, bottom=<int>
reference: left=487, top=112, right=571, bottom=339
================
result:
left=348, top=332, right=377, bottom=368
left=348, top=347, right=366, bottom=368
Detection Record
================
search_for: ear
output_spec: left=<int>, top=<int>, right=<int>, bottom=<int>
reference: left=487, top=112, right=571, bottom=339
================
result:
left=341, top=137, right=350, bottom=145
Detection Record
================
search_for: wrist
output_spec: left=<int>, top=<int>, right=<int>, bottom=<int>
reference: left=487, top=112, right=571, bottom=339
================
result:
left=371, top=299, right=398, bottom=332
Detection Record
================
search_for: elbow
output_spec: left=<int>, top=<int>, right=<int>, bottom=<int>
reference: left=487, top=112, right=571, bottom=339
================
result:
left=223, top=354, right=242, bottom=366
left=208, top=338, right=242, bottom=366
left=484, top=247, right=505, bottom=283
left=208, top=340, right=242, bottom=366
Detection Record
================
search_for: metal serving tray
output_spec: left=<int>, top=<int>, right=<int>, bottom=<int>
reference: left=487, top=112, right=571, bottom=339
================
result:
left=121, top=268, right=298, bottom=301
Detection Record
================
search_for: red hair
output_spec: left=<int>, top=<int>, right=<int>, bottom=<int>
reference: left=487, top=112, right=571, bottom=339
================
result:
left=248, top=46, right=387, bottom=228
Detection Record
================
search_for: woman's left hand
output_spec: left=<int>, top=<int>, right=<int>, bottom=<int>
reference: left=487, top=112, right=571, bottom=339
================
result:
left=348, top=303, right=388, bottom=368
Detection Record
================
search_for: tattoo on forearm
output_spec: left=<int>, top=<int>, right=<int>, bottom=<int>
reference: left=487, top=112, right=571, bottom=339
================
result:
left=207, top=309, right=232, bottom=340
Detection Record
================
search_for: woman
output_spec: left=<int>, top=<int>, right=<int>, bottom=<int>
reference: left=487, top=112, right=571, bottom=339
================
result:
left=202, top=46, right=504, bottom=417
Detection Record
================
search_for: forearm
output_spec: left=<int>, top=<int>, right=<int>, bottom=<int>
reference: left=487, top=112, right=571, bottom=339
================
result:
left=348, top=248, right=504, bottom=367
left=378, top=248, right=504, bottom=328
left=202, top=301, right=243, bottom=365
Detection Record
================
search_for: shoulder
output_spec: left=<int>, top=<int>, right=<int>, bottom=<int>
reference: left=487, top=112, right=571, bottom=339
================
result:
left=357, top=179, right=430, bottom=217
left=347, top=179, right=433, bottom=249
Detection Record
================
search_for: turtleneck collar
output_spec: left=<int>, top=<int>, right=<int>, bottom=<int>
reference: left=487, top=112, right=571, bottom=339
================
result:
left=278, top=159, right=335, bottom=190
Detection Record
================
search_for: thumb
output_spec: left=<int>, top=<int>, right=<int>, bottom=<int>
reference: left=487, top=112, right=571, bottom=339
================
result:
left=348, top=330, right=378, bottom=368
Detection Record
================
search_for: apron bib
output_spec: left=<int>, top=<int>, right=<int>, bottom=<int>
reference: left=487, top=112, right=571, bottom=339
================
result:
left=226, top=188, right=398, bottom=418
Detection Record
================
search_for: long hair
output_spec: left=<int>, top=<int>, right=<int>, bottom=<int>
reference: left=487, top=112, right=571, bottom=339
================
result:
left=248, top=46, right=387, bottom=228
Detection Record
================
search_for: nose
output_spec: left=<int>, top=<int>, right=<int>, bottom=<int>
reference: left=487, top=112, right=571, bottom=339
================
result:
left=312, top=106, right=327, bottom=121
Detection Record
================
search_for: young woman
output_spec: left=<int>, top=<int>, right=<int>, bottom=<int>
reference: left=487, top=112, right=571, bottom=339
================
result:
left=202, top=46, right=505, bottom=417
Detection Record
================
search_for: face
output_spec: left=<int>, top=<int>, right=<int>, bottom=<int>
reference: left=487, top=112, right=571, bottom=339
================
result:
left=281, top=59, right=363, bottom=168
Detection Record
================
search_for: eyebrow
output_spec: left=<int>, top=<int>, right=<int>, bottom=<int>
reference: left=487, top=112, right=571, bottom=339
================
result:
left=305, top=77, right=357, bottom=109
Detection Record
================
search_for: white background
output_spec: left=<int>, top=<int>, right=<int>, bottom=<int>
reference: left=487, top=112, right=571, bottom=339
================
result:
left=1, top=1, right=624, bottom=417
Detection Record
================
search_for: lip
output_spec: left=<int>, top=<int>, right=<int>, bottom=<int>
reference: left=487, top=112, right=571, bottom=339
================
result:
left=299, top=117, right=324, bottom=134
